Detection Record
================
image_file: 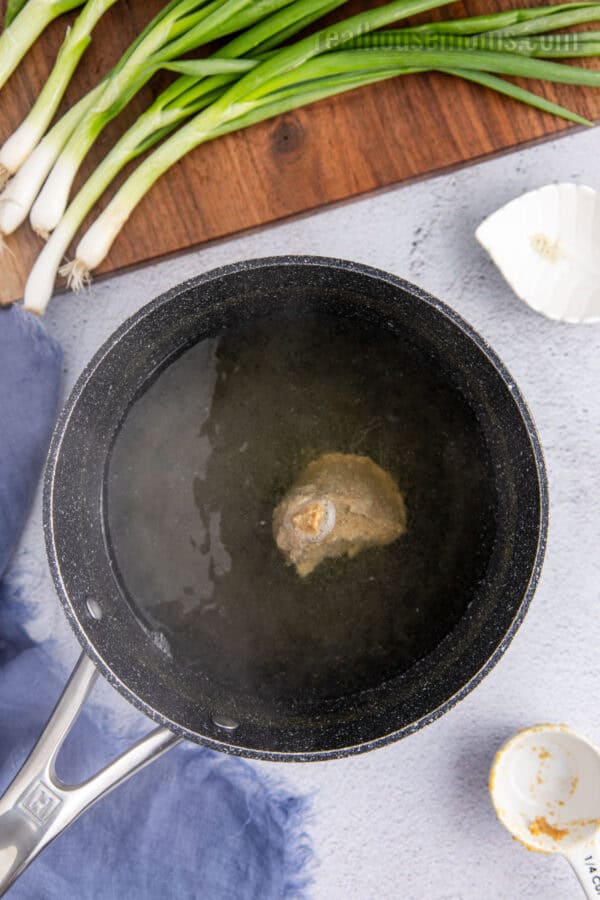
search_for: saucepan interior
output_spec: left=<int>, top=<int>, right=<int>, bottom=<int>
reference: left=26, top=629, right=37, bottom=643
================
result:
left=45, top=257, right=547, bottom=760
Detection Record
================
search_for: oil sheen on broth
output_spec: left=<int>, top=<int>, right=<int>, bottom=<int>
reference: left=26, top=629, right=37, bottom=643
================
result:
left=107, top=314, right=498, bottom=702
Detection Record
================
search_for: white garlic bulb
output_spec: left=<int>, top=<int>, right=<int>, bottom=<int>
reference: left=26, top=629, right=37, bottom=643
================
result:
left=476, top=183, right=600, bottom=324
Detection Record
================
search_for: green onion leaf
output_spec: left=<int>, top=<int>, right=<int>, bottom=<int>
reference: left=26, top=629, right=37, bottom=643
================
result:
left=5, top=0, right=30, bottom=27
left=158, top=58, right=258, bottom=77
left=440, top=66, right=594, bottom=125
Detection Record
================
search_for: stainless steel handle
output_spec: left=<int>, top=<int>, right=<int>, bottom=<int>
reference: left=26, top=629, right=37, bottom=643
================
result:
left=0, top=653, right=182, bottom=895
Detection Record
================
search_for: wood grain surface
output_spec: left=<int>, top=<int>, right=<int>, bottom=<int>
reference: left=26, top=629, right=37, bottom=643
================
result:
left=1, top=0, right=599, bottom=304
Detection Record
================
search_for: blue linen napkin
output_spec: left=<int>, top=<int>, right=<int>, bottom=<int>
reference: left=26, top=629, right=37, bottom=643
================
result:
left=0, top=308, right=313, bottom=898
left=0, top=306, right=62, bottom=579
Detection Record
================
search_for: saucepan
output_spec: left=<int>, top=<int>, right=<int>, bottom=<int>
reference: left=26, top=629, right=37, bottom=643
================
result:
left=0, top=256, right=548, bottom=893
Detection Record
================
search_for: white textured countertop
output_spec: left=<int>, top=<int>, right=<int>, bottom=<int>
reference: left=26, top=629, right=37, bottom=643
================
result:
left=19, top=125, right=600, bottom=900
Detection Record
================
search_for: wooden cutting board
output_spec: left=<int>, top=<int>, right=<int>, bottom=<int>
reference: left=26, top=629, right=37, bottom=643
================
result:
left=1, top=0, right=599, bottom=304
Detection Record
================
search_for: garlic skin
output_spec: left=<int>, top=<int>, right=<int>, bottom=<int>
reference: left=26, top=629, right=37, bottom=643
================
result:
left=476, top=183, right=600, bottom=325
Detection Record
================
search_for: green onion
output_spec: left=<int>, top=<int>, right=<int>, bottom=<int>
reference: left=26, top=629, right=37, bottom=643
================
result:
left=0, top=0, right=173, bottom=196
left=348, top=29, right=600, bottom=59
left=522, top=33, right=600, bottom=57
left=0, top=0, right=121, bottom=187
left=0, top=83, right=104, bottom=236
left=0, top=0, right=346, bottom=239
left=28, top=0, right=305, bottom=236
left=5, top=0, right=31, bottom=24
left=159, top=59, right=256, bottom=76
left=198, top=0, right=456, bottom=108
left=24, top=0, right=460, bottom=310
left=488, top=3, right=600, bottom=36
left=243, top=48, right=600, bottom=94
left=19, top=0, right=349, bottom=295
left=54, top=52, right=595, bottom=296
left=0, top=0, right=84, bottom=91
left=384, top=2, right=600, bottom=35
left=53, top=65, right=423, bottom=292
left=439, top=68, right=593, bottom=125
left=15, top=0, right=600, bottom=314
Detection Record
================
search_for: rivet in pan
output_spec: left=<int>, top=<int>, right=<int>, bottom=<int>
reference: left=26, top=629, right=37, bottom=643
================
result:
left=86, top=598, right=103, bottom=621
left=212, top=715, right=239, bottom=732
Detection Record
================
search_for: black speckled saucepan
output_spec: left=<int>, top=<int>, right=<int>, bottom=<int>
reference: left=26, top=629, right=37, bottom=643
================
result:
left=0, top=257, right=548, bottom=892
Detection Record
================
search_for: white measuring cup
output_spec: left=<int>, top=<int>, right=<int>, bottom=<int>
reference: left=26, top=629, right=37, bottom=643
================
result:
left=490, top=724, right=600, bottom=897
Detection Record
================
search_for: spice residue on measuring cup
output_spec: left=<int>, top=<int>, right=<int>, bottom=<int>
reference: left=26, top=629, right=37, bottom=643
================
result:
left=528, top=816, right=569, bottom=841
